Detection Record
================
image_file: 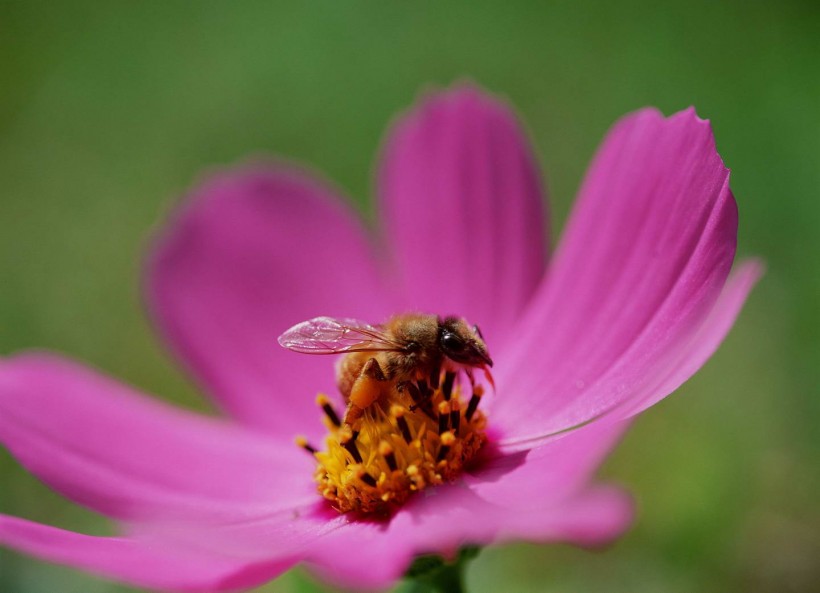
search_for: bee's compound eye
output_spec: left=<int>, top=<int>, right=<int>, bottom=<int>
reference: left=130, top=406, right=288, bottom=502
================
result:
left=441, top=333, right=465, bottom=352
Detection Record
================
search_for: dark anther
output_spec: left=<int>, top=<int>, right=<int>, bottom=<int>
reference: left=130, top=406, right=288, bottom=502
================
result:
left=450, top=403, right=461, bottom=434
left=438, top=432, right=456, bottom=462
left=429, top=364, right=441, bottom=390
left=342, top=436, right=363, bottom=464
left=381, top=445, right=398, bottom=471
left=437, top=444, right=451, bottom=462
left=396, top=415, right=413, bottom=443
left=360, top=473, right=377, bottom=487
left=465, top=393, right=481, bottom=421
left=296, top=436, right=317, bottom=454
left=438, top=410, right=450, bottom=435
left=442, top=371, right=456, bottom=401
left=322, top=401, right=341, bottom=427
left=385, top=453, right=397, bottom=471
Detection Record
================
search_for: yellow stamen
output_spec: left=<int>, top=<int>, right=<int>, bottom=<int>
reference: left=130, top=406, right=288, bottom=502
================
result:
left=305, top=373, right=488, bottom=515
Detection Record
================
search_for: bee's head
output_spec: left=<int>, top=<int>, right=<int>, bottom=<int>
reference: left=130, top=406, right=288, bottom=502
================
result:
left=438, top=316, right=493, bottom=367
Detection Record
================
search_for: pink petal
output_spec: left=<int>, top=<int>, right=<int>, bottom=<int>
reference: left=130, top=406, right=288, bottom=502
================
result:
left=304, top=423, right=631, bottom=590
left=0, top=353, right=315, bottom=522
left=0, top=515, right=296, bottom=593
left=624, top=260, right=764, bottom=416
left=492, top=108, right=758, bottom=448
left=123, top=504, right=347, bottom=564
left=500, top=261, right=762, bottom=451
left=305, top=489, right=495, bottom=590
left=494, top=484, right=634, bottom=546
left=305, top=481, right=631, bottom=591
left=466, top=420, right=629, bottom=508
left=378, top=83, right=548, bottom=344
left=146, top=164, right=392, bottom=437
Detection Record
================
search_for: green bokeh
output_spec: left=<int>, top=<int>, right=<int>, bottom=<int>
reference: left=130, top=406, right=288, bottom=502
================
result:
left=1, top=1, right=818, bottom=592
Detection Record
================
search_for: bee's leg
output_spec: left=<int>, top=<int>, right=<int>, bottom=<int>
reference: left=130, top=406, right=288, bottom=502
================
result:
left=406, top=379, right=436, bottom=420
left=404, top=381, right=422, bottom=409
left=344, top=358, right=387, bottom=426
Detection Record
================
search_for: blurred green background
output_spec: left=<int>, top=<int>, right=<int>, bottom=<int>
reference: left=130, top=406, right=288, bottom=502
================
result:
left=1, top=1, right=818, bottom=592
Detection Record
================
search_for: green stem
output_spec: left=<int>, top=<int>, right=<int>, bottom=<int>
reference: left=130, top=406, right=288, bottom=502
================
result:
left=402, top=547, right=479, bottom=593
left=424, top=560, right=465, bottom=593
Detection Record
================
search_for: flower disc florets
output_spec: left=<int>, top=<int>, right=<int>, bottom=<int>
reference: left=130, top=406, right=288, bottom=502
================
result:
left=299, top=372, right=488, bottom=516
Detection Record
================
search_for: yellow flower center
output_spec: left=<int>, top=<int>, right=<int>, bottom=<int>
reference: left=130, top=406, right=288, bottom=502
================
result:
left=296, top=372, right=488, bottom=516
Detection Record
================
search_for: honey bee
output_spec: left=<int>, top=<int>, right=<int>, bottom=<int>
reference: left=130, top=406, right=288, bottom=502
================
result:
left=278, top=313, right=493, bottom=426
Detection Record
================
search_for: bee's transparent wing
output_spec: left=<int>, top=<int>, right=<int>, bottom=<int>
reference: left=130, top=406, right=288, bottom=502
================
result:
left=278, top=316, right=404, bottom=354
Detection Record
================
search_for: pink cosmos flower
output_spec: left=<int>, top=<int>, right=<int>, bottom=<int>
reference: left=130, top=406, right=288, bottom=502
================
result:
left=0, top=84, right=761, bottom=592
